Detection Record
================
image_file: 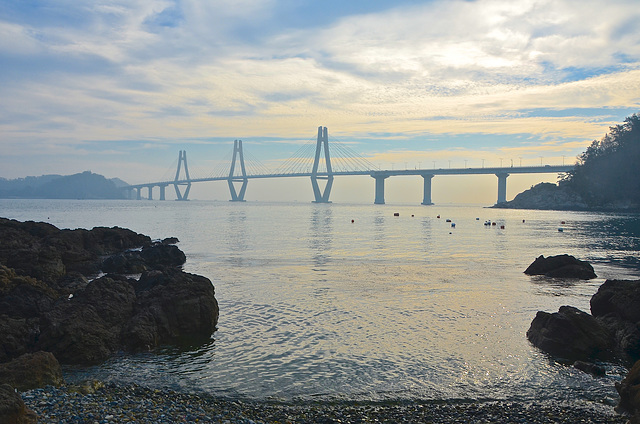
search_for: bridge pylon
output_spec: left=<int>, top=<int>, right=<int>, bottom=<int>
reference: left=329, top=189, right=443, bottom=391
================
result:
left=310, top=126, right=333, bottom=203
left=228, top=140, right=248, bottom=201
left=174, top=150, right=191, bottom=201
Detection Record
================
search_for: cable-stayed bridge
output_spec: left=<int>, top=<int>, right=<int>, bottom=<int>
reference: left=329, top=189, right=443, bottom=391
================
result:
left=124, top=126, right=574, bottom=205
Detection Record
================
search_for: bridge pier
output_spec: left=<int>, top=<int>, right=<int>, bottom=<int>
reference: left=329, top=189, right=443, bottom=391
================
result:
left=159, top=184, right=167, bottom=201
left=496, top=172, right=509, bottom=204
left=421, top=174, right=434, bottom=205
left=228, top=140, right=248, bottom=201
left=311, top=126, right=334, bottom=203
left=147, top=186, right=153, bottom=200
left=135, top=187, right=142, bottom=200
left=174, top=150, right=192, bottom=201
left=372, top=174, right=389, bottom=204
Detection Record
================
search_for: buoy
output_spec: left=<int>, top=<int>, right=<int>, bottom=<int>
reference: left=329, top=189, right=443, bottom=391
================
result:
left=394, top=212, right=400, bottom=217
left=411, top=214, right=414, bottom=217
left=351, top=219, right=354, bottom=223
left=558, top=227, right=564, bottom=232
left=437, top=215, right=440, bottom=218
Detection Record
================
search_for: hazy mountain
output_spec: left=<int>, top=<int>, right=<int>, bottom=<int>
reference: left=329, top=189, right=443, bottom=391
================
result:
left=0, top=171, right=127, bottom=199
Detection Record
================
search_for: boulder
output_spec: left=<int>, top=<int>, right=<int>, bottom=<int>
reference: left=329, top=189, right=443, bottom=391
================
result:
left=591, top=279, right=640, bottom=323
left=0, top=384, right=37, bottom=424
left=0, top=351, right=63, bottom=391
left=101, top=244, right=186, bottom=274
left=573, top=360, right=606, bottom=377
left=0, top=218, right=218, bottom=365
left=124, top=269, right=219, bottom=351
left=140, top=244, right=186, bottom=269
left=526, top=305, right=612, bottom=361
left=591, top=279, right=640, bottom=362
left=0, top=317, right=40, bottom=363
left=616, top=360, right=640, bottom=422
left=524, top=254, right=597, bottom=279
left=37, top=275, right=137, bottom=364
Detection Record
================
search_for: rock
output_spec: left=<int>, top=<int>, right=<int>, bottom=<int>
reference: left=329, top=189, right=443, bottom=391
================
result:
left=0, top=218, right=152, bottom=284
left=0, top=352, right=63, bottom=391
left=526, top=305, right=612, bottom=361
left=591, top=279, right=640, bottom=323
left=616, top=360, right=640, bottom=422
left=573, top=360, right=606, bottom=376
left=101, top=250, right=148, bottom=274
left=0, top=317, right=40, bottom=363
left=161, top=237, right=179, bottom=245
left=140, top=244, right=186, bottom=269
left=524, top=254, right=597, bottom=279
left=0, top=218, right=218, bottom=366
left=124, top=269, right=219, bottom=351
left=0, top=384, right=37, bottom=424
left=492, top=182, right=588, bottom=210
left=591, top=279, right=640, bottom=362
left=37, top=275, right=137, bottom=364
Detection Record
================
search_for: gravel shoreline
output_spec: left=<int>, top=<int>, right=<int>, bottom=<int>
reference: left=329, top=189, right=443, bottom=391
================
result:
left=21, top=382, right=629, bottom=424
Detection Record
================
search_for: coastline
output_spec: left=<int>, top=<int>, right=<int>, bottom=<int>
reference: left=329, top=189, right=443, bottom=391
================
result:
left=22, top=382, right=628, bottom=424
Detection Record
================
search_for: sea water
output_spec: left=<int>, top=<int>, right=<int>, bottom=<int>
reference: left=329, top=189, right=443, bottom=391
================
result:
left=2, top=199, right=640, bottom=404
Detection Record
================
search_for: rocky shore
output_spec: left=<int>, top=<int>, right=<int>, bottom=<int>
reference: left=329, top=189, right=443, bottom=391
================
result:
left=524, top=255, right=640, bottom=423
left=20, top=382, right=628, bottom=424
left=0, top=218, right=219, bottom=423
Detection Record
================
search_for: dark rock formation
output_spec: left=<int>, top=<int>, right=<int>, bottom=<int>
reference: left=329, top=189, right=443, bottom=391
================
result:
left=0, top=383, right=37, bottom=424
left=526, top=306, right=612, bottom=361
left=528, top=279, right=640, bottom=378
left=0, top=317, right=39, bottom=363
left=0, top=352, right=63, bottom=391
left=124, top=270, right=219, bottom=351
left=0, top=218, right=219, bottom=367
left=616, top=360, right=640, bottom=423
left=524, top=254, right=597, bottom=279
left=101, top=244, right=187, bottom=274
left=573, top=360, right=606, bottom=377
left=0, top=218, right=151, bottom=284
left=37, top=275, right=138, bottom=364
left=493, top=182, right=589, bottom=211
left=591, top=279, right=640, bottom=362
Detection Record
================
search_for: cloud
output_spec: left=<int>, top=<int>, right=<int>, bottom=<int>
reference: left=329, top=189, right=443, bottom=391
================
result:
left=0, top=0, right=639, bottom=186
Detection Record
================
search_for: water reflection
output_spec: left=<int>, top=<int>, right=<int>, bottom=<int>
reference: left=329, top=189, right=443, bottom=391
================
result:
left=309, top=206, right=333, bottom=269
left=373, top=210, right=386, bottom=250
left=226, top=211, right=248, bottom=250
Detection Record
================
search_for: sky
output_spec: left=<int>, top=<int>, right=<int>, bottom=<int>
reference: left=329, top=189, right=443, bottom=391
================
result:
left=1, top=0, right=639, bottom=204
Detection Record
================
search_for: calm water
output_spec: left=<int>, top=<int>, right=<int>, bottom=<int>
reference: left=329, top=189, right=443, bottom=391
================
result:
left=2, top=199, right=640, bottom=405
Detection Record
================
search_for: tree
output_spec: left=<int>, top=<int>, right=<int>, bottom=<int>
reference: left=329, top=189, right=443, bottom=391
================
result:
left=562, top=114, right=640, bottom=207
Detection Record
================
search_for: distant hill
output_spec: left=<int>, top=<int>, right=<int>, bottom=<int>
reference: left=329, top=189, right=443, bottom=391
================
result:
left=0, top=171, right=128, bottom=199
left=496, top=114, right=640, bottom=211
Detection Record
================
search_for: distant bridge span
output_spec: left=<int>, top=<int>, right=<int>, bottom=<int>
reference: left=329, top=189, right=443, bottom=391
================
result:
left=124, top=127, right=574, bottom=205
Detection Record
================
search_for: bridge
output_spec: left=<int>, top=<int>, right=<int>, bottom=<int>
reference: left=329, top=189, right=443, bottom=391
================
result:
left=124, top=126, right=574, bottom=205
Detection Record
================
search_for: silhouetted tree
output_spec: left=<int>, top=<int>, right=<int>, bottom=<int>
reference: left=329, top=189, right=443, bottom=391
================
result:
left=561, top=114, right=640, bottom=207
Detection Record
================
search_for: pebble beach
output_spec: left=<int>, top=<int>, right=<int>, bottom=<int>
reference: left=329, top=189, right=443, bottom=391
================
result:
left=21, top=383, right=629, bottom=424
